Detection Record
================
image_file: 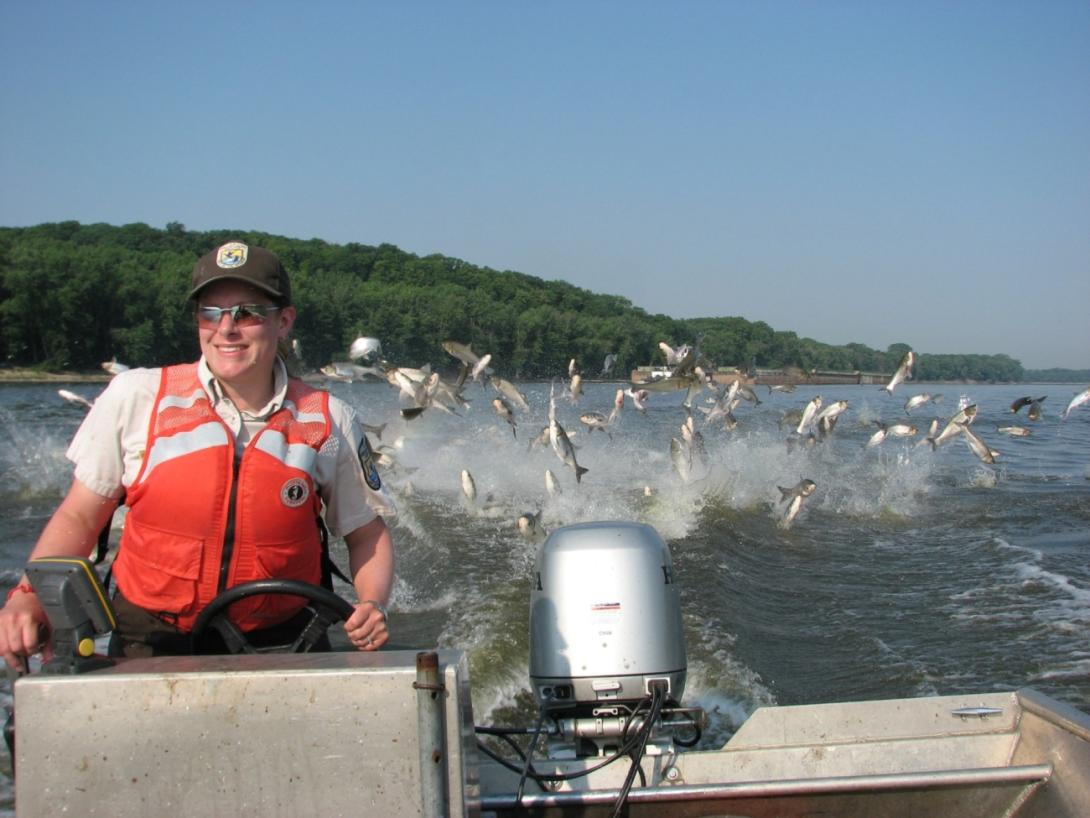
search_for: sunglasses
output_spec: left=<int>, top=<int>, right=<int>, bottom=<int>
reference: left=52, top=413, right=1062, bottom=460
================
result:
left=196, top=303, right=282, bottom=327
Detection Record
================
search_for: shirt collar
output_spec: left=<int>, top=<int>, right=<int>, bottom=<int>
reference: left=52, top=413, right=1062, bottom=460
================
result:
left=197, top=356, right=289, bottom=419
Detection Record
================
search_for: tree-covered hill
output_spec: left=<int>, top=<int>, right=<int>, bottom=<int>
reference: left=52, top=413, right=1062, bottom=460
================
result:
left=0, top=221, right=1057, bottom=382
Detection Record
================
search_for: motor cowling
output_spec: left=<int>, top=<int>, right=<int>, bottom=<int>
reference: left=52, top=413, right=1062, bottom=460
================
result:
left=529, top=521, right=686, bottom=714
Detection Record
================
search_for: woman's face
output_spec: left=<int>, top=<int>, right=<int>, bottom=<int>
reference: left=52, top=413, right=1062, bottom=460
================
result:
left=196, top=279, right=295, bottom=393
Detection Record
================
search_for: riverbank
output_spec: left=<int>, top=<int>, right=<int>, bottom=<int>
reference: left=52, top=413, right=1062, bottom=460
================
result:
left=0, top=368, right=111, bottom=383
left=0, top=366, right=1080, bottom=387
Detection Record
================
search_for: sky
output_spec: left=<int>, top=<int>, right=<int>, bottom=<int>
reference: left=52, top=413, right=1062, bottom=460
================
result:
left=1, top=2, right=1088, bottom=369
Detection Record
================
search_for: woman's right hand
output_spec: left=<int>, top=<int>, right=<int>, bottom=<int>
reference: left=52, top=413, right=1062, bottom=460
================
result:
left=0, top=588, right=52, bottom=670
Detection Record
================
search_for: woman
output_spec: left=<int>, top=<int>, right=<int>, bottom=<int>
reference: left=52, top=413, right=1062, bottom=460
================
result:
left=0, top=241, right=395, bottom=665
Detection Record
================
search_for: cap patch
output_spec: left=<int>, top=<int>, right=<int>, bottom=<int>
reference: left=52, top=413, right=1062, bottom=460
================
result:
left=217, top=242, right=249, bottom=269
left=280, top=477, right=310, bottom=508
left=358, top=435, right=382, bottom=491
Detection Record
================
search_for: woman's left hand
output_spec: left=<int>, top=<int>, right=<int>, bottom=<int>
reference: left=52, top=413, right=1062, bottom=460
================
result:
left=344, top=600, right=388, bottom=651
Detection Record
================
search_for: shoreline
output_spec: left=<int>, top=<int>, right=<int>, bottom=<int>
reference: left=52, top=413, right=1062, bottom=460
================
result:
left=0, top=369, right=111, bottom=384
left=0, top=368, right=1080, bottom=387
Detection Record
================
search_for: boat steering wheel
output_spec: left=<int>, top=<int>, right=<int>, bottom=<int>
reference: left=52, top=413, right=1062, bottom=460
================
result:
left=190, top=579, right=355, bottom=654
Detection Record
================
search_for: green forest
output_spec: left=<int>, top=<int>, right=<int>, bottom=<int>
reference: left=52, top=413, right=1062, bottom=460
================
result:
left=0, top=222, right=1083, bottom=383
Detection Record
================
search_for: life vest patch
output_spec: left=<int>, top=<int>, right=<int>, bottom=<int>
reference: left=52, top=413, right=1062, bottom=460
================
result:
left=280, top=477, right=310, bottom=507
left=358, top=435, right=382, bottom=491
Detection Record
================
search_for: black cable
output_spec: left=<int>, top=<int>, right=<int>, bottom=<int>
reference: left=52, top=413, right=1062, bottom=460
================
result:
left=516, top=705, right=549, bottom=803
left=610, top=685, right=666, bottom=818
left=474, top=706, right=654, bottom=787
left=475, top=739, right=550, bottom=790
left=475, top=724, right=559, bottom=736
left=493, top=731, right=529, bottom=762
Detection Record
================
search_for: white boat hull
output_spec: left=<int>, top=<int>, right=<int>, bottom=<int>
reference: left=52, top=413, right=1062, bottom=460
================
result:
left=14, top=650, right=1090, bottom=817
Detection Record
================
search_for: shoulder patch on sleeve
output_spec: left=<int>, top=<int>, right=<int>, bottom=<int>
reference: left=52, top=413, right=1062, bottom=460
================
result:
left=358, top=434, right=382, bottom=491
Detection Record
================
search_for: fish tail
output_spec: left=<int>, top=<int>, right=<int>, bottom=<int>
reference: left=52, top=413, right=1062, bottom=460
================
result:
left=576, top=465, right=589, bottom=483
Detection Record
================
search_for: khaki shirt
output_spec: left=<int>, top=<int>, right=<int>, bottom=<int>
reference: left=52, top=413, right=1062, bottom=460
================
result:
left=66, top=358, right=395, bottom=537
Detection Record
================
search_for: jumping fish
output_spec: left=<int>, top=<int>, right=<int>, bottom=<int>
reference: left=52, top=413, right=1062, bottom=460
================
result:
left=815, top=400, right=849, bottom=425
left=796, top=396, right=823, bottom=436
left=471, top=354, right=493, bottom=383
left=777, top=479, right=817, bottom=530
left=527, top=426, right=551, bottom=452
left=321, top=363, right=353, bottom=382
left=932, top=405, right=978, bottom=448
left=348, top=336, right=383, bottom=361
left=1009, top=395, right=1044, bottom=414
left=721, top=409, right=739, bottom=431
left=460, top=469, right=477, bottom=504
left=490, top=377, right=530, bottom=412
left=1061, top=386, right=1090, bottom=420
left=393, top=370, right=427, bottom=406
left=57, top=389, right=93, bottom=410
left=670, top=437, right=692, bottom=483
left=549, top=387, right=588, bottom=483
left=517, top=512, right=547, bottom=543
left=579, top=411, right=611, bottom=435
left=885, top=422, right=918, bottom=438
left=736, top=385, right=761, bottom=405
left=882, top=350, right=917, bottom=395
left=568, top=373, right=584, bottom=404
left=101, top=358, right=129, bottom=376
left=904, top=393, right=936, bottom=415
left=962, top=425, right=998, bottom=464
left=441, top=340, right=480, bottom=367
left=426, top=375, right=467, bottom=414
left=658, top=342, right=681, bottom=365
left=491, top=397, right=517, bottom=438
left=550, top=419, right=587, bottom=483
left=865, top=424, right=889, bottom=449
left=545, top=469, right=562, bottom=497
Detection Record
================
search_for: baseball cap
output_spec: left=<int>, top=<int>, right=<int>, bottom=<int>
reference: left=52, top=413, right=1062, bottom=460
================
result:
left=189, top=241, right=292, bottom=303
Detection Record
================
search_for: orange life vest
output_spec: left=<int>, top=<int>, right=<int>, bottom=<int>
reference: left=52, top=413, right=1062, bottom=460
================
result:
left=112, top=363, right=332, bottom=632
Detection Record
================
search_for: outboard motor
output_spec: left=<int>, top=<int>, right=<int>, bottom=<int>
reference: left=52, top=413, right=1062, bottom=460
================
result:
left=529, top=521, right=693, bottom=757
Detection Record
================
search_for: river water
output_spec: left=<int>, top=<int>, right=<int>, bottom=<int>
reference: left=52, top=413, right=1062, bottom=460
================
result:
left=1, top=377, right=1088, bottom=808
